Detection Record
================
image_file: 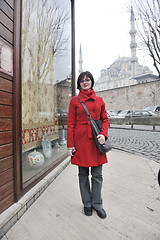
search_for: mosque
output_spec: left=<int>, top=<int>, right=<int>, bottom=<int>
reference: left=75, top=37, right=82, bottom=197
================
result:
left=78, top=7, right=159, bottom=92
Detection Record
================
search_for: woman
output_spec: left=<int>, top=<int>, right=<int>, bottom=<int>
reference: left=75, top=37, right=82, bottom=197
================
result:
left=67, top=71, right=109, bottom=219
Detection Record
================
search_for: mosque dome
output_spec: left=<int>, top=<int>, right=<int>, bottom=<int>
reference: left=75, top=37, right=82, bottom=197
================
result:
left=100, top=69, right=107, bottom=73
left=113, top=57, right=131, bottom=64
left=100, top=69, right=107, bottom=76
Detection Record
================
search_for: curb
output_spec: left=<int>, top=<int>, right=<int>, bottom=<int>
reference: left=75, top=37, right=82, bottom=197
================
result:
left=0, top=157, right=71, bottom=239
left=109, top=125, right=160, bottom=132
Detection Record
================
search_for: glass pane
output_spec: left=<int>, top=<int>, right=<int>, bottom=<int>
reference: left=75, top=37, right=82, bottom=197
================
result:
left=21, top=0, right=71, bottom=184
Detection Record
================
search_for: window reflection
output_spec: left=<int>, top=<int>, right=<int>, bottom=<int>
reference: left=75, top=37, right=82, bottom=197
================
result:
left=21, top=0, right=71, bottom=183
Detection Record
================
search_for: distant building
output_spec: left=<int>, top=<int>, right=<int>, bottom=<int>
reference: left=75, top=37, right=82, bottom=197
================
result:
left=94, top=7, right=158, bottom=92
left=78, top=44, right=83, bottom=74
left=56, top=75, right=72, bottom=112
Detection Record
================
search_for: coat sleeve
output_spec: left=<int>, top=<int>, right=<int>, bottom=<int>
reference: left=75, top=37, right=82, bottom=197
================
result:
left=67, top=97, right=76, bottom=147
left=100, top=98, right=109, bottom=139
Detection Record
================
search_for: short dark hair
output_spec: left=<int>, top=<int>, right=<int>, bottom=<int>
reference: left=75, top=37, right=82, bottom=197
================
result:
left=77, top=71, right=94, bottom=90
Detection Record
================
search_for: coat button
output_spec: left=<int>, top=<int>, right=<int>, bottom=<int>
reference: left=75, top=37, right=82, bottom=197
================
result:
left=93, top=110, right=96, bottom=113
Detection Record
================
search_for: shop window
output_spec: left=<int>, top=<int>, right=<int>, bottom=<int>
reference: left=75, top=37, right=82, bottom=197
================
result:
left=21, top=0, right=71, bottom=184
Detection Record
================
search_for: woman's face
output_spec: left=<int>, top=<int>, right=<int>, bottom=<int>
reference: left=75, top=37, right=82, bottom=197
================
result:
left=80, top=75, right=92, bottom=91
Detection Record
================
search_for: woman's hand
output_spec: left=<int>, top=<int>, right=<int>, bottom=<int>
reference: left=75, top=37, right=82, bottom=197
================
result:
left=68, top=147, right=76, bottom=157
left=97, top=134, right=105, bottom=144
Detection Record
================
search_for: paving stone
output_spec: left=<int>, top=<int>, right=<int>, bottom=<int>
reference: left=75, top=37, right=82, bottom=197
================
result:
left=109, top=128, right=160, bottom=163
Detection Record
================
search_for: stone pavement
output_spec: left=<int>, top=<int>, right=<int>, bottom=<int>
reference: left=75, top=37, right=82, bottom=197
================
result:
left=109, top=128, right=160, bottom=163
left=1, top=150, right=160, bottom=240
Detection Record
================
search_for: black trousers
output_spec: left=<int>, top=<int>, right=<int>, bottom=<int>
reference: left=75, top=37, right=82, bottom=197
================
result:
left=78, top=165, right=103, bottom=210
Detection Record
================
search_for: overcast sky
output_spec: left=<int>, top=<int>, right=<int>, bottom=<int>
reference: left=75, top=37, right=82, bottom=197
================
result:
left=75, top=0, right=156, bottom=81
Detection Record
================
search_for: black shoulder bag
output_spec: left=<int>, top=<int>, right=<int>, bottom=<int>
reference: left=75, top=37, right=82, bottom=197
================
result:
left=77, top=97, right=112, bottom=153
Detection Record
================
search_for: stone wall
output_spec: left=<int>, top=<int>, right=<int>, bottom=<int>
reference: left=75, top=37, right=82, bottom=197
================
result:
left=109, top=116, right=160, bottom=125
left=96, top=80, right=160, bottom=111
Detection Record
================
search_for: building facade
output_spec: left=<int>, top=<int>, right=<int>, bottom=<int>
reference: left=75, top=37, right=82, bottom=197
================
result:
left=0, top=0, right=75, bottom=215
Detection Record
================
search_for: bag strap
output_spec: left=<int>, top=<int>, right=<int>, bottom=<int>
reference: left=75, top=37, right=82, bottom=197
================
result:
left=77, top=96, right=90, bottom=118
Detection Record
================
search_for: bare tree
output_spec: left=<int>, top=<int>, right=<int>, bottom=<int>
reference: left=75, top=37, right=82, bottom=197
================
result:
left=21, top=0, right=71, bottom=132
left=132, top=0, right=160, bottom=77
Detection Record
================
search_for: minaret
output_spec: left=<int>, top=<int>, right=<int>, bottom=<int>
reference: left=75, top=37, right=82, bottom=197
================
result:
left=78, top=44, right=83, bottom=74
left=130, top=6, right=138, bottom=78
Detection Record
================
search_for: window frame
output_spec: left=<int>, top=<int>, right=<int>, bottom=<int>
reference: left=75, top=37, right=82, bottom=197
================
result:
left=13, top=0, right=75, bottom=200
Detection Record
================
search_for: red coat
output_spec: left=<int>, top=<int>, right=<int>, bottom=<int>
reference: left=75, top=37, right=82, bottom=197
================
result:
left=67, top=89, right=109, bottom=167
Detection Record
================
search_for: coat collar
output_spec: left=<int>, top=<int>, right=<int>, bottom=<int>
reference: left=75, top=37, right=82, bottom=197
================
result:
left=78, top=89, right=96, bottom=102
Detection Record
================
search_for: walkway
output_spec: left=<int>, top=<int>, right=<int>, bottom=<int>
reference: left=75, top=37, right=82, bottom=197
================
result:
left=1, top=150, right=160, bottom=240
